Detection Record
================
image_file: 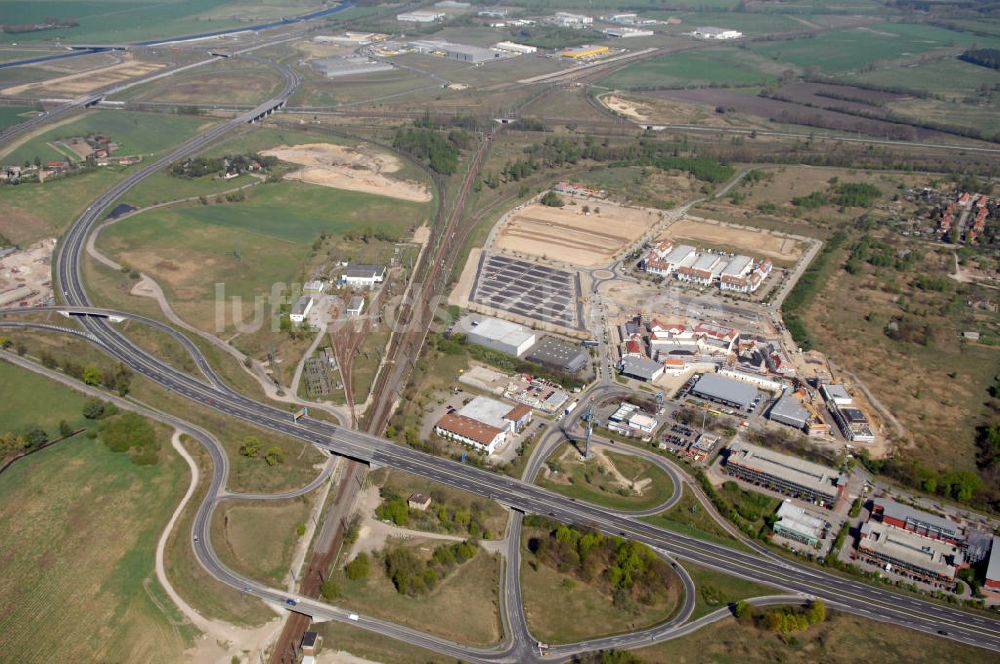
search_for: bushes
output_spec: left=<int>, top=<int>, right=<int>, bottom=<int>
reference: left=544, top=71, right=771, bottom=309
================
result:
left=345, top=552, right=371, bottom=581
left=392, top=127, right=462, bottom=175
left=375, top=495, right=410, bottom=526
left=99, top=412, right=159, bottom=465
left=383, top=540, right=478, bottom=597
left=781, top=231, right=847, bottom=350
left=540, top=191, right=565, bottom=207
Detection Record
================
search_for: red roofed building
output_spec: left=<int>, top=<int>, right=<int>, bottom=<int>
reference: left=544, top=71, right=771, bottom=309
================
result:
left=434, top=412, right=505, bottom=453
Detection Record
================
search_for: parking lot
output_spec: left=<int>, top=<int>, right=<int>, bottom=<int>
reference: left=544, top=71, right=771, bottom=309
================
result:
left=469, top=254, right=583, bottom=329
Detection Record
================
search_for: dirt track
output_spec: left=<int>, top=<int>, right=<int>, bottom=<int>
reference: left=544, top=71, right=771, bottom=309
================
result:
left=2, top=59, right=164, bottom=96
left=261, top=143, right=431, bottom=202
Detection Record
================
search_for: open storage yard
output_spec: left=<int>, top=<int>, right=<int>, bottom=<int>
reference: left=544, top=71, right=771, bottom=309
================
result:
left=260, top=142, right=432, bottom=202
left=495, top=196, right=661, bottom=268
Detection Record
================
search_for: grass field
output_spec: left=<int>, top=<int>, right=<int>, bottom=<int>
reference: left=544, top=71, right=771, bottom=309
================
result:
left=538, top=444, right=676, bottom=511
left=315, top=620, right=463, bottom=664
left=0, top=0, right=328, bottom=44
left=332, top=545, right=503, bottom=646
left=111, top=61, right=283, bottom=105
left=118, top=171, right=260, bottom=209
left=0, top=106, right=36, bottom=131
left=682, top=562, right=779, bottom=620
left=0, top=362, right=193, bottom=663
left=848, top=56, right=1000, bottom=97
left=601, top=48, right=782, bottom=89
left=643, top=485, right=750, bottom=551
left=632, top=609, right=989, bottom=663
left=3, top=111, right=218, bottom=167
left=749, top=23, right=1000, bottom=74
left=100, top=180, right=429, bottom=330
left=0, top=167, right=124, bottom=244
left=520, top=534, right=682, bottom=643
left=212, top=497, right=311, bottom=584
left=0, top=360, right=89, bottom=434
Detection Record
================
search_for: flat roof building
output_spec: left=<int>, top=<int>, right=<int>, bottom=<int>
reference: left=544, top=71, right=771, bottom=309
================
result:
left=312, top=55, right=394, bottom=78
left=397, top=11, right=445, bottom=22
left=725, top=439, right=844, bottom=507
left=820, top=383, right=852, bottom=406
left=409, top=39, right=504, bottom=63
left=525, top=336, right=588, bottom=374
left=466, top=316, right=537, bottom=357
left=494, top=40, right=536, bottom=54
left=832, top=405, right=875, bottom=443
left=870, top=497, right=961, bottom=544
left=691, top=373, right=759, bottom=410
left=773, top=501, right=825, bottom=547
left=986, top=536, right=1000, bottom=594
left=690, top=26, right=743, bottom=40
left=769, top=391, right=811, bottom=430
left=560, top=45, right=610, bottom=59
left=344, top=264, right=386, bottom=288
left=858, top=521, right=963, bottom=584
left=620, top=355, right=664, bottom=382
left=346, top=295, right=365, bottom=317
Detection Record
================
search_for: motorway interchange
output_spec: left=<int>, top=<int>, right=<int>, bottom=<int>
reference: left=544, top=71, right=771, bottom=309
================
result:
left=2, top=14, right=1000, bottom=663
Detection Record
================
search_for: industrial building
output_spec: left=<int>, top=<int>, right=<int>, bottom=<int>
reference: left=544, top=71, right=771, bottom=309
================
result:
left=549, top=12, right=593, bottom=27
left=346, top=296, right=365, bottom=317
left=608, top=402, right=658, bottom=435
left=620, top=355, right=664, bottom=382
left=768, top=390, right=811, bottom=430
left=689, top=26, right=743, bottom=40
left=466, top=316, right=537, bottom=357
left=343, top=264, right=386, bottom=288
left=525, top=336, right=588, bottom=374
left=409, top=39, right=507, bottom=63
left=725, top=439, right=845, bottom=507
left=290, top=296, right=314, bottom=323
left=560, top=45, right=610, bottom=59
left=397, top=11, right=445, bottom=22
left=870, top=498, right=962, bottom=545
left=311, top=55, right=394, bottom=78
left=772, top=501, right=826, bottom=547
left=602, top=27, right=654, bottom=38
left=434, top=396, right=533, bottom=454
left=858, top=521, right=963, bottom=584
left=493, top=40, right=536, bottom=54
left=691, top=373, right=759, bottom=411
left=717, top=368, right=783, bottom=392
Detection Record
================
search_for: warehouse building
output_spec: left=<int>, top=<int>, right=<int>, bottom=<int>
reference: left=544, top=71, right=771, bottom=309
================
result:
left=526, top=336, right=588, bottom=374
left=312, top=55, right=394, bottom=78
left=343, top=264, right=386, bottom=288
left=409, top=39, right=506, bottom=63
left=858, top=521, right=963, bottom=584
left=494, top=40, right=536, bottom=54
left=560, top=45, right=610, bottom=59
left=768, top=390, right=811, bottom=430
left=691, top=372, right=759, bottom=411
left=346, top=296, right=365, bottom=317
left=690, top=26, right=742, bottom=40
left=620, top=355, right=664, bottom=382
left=550, top=12, right=593, bottom=27
left=870, top=498, right=962, bottom=545
left=397, top=11, right=444, bottom=22
left=466, top=316, right=537, bottom=357
left=290, top=296, right=314, bottom=323
left=725, top=439, right=845, bottom=507
left=602, top=27, right=654, bottom=38
left=773, top=501, right=826, bottom=547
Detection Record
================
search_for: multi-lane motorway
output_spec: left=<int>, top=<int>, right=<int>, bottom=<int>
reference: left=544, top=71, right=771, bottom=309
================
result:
left=0, top=33, right=997, bottom=661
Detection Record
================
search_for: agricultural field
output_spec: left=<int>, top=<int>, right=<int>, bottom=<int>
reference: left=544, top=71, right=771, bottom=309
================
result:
left=748, top=23, right=1000, bottom=74
left=1, top=110, right=218, bottom=166
left=0, top=0, right=330, bottom=44
left=600, top=48, right=784, bottom=90
left=538, top=444, right=676, bottom=511
left=495, top=195, right=663, bottom=267
left=211, top=497, right=312, bottom=585
left=633, top=610, right=989, bottom=663
left=0, top=363, right=192, bottom=663
left=847, top=56, right=1000, bottom=98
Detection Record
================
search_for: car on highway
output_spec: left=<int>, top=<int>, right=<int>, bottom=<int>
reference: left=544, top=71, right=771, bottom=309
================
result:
left=285, top=598, right=298, bottom=607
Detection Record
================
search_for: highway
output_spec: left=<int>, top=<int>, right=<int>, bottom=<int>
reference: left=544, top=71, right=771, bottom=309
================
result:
left=0, top=39, right=992, bottom=660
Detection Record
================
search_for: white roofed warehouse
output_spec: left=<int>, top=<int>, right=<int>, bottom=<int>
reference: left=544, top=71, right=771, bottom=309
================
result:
left=465, top=316, right=537, bottom=357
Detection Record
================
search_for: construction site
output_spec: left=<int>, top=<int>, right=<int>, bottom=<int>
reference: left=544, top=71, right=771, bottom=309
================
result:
left=0, top=239, right=56, bottom=309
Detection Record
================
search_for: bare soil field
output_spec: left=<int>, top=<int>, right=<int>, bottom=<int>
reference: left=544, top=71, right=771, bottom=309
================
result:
left=601, top=93, right=738, bottom=128
left=653, top=88, right=954, bottom=141
left=260, top=143, right=432, bottom=203
left=773, top=81, right=907, bottom=113
left=495, top=196, right=661, bottom=267
left=0, top=238, right=56, bottom=307
left=665, top=216, right=806, bottom=264
left=601, top=94, right=652, bottom=122
left=2, top=58, right=165, bottom=97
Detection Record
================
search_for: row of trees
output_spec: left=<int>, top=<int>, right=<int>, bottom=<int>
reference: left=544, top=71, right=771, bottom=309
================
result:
left=734, top=599, right=827, bottom=633
left=528, top=523, right=672, bottom=608
left=959, top=48, right=1000, bottom=70
left=38, top=352, right=133, bottom=396
left=170, top=153, right=276, bottom=179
